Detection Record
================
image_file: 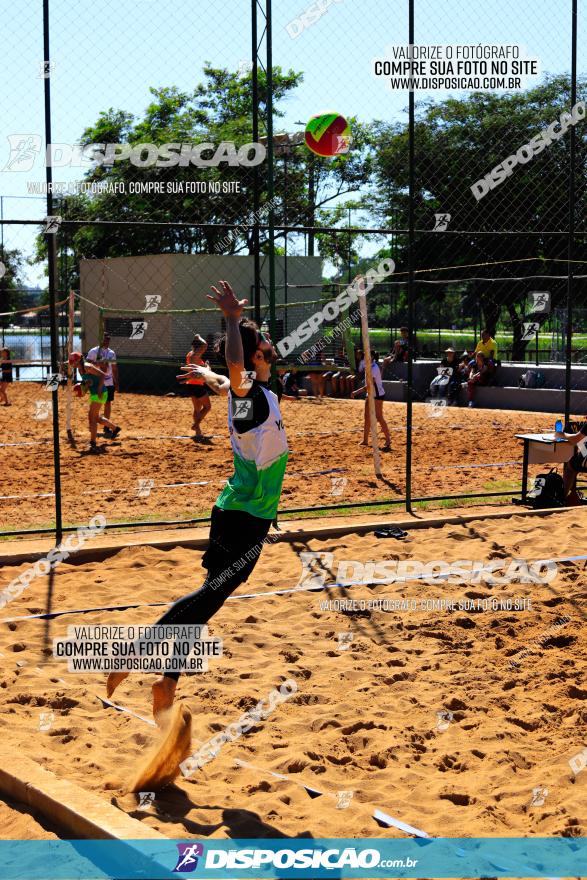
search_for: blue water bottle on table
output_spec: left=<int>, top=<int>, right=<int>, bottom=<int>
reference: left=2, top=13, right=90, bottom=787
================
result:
left=555, top=419, right=563, bottom=440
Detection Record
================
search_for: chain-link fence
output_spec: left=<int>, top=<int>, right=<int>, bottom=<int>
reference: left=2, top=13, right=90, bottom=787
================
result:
left=1, top=0, right=585, bottom=539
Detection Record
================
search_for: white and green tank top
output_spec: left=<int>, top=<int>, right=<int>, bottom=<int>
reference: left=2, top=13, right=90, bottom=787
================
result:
left=216, top=380, right=288, bottom=520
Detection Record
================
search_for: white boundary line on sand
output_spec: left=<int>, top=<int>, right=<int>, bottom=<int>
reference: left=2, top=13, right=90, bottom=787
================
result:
left=0, top=468, right=348, bottom=501
left=233, top=757, right=430, bottom=838
left=1, top=552, right=585, bottom=625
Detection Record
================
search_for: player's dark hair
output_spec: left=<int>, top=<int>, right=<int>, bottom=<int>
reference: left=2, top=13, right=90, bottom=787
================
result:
left=215, top=319, right=260, bottom=371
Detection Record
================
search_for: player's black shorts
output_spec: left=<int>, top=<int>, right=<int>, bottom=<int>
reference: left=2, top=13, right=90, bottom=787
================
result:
left=569, top=450, right=587, bottom=473
left=154, top=505, right=273, bottom=680
left=202, top=505, right=271, bottom=583
left=106, top=386, right=115, bottom=402
left=188, top=384, right=209, bottom=398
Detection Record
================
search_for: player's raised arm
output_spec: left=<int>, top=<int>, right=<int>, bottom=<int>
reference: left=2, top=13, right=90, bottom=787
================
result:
left=177, top=364, right=230, bottom=396
left=206, top=280, right=249, bottom=397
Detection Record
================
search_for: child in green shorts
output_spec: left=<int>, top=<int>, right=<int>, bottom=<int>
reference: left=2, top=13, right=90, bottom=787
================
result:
left=72, top=353, right=121, bottom=452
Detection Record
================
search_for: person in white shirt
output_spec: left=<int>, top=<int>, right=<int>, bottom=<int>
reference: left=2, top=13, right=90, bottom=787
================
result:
left=351, top=351, right=391, bottom=451
left=86, top=334, right=119, bottom=433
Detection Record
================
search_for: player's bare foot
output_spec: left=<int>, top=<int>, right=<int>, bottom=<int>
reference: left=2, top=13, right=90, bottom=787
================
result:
left=106, top=671, right=129, bottom=698
left=152, top=676, right=177, bottom=722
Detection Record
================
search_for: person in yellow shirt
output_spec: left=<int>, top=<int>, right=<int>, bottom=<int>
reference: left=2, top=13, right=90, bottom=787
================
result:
left=474, top=329, right=498, bottom=362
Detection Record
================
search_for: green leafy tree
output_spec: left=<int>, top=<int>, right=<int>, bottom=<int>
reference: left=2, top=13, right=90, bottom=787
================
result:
left=34, top=69, right=373, bottom=291
left=369, top=75, right=587, bottom=358
left=0, top=248, right=26, bottom=314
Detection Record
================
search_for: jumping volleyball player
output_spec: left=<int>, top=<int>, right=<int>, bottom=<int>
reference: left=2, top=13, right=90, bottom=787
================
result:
left=107, top=281, right=289, bottom=718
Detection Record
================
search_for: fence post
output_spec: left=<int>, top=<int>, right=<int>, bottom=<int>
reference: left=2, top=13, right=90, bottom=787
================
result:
left=565, top=0, right=578, bottom=427
left=43, top=0, right=63, bottom=543
left=251, top=0, right=261, bottom=326
left=265, top=0, right=278, bottom=391
left=405, top=0, right=415, bottom=514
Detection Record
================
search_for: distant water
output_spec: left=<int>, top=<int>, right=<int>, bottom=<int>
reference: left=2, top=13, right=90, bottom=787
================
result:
left=1, top=331, right=82, bottom=381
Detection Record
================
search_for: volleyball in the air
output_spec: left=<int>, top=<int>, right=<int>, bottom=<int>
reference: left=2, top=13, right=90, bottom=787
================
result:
left=304, top=112, right=351, bottom=157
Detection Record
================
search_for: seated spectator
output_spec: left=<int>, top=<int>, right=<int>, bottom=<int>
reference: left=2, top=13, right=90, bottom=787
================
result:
left=556, top=418, right=587, bottom=505
left=386, top=327, right=409, bottom=363
left=466, top=351, right=492, bottom=407
left=322, top=357, right=338, bottom=395
left=301, top=349, right=326, bottom=400
left=352, top=348, right=365, bottom=391
left=429, top=347, right=460, bottom=405
left=458, top=352, right=471, bottom=382
left=329, top=365, right=351, bottom=397
left=282, top=367, right=302, bottom=399
left=459, top=351, right=475, bottom=372
left=474, top=329, right=498, bottom=370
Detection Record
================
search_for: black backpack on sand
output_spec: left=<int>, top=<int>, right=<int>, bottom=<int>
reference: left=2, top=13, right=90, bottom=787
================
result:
left=527, top=467, right=565, bottom=508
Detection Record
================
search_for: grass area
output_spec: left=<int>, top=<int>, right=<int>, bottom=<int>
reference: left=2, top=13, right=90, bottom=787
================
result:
left=2, top=492, right=527, bottom=541
left=482, top=478, right=521, bottom=493
left=278, top=500, right=404, bottom=520
left=350, top=328, right=585, bottom=357
left=412, top=494, right=513, bottom=511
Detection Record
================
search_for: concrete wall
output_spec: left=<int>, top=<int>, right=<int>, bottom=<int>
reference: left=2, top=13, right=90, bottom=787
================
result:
left=465, top=386, right=587, bottom=413
left=381, top=360, right=587, bottom=397
left=80, top=254, right=323, bottom=358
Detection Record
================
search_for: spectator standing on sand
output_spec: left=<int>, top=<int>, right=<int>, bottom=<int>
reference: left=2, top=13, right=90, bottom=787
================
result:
left=0, top=348, right=13, bottom=406
left=86, top=334, right=119, bottom=437
left=351, top=351, right=391, bottom=452
left=184, top=334, right=212, bottom=439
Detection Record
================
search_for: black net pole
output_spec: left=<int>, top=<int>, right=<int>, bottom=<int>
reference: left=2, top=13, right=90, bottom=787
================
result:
left=252, top=0, right=261, bottom=325
left=405, top=0, right=415, bottom=514
left=265, top=0, right=277, bottom=392
left=565, top=0, right=578, bottom=427
left=43, top=0, right=63, bottom=543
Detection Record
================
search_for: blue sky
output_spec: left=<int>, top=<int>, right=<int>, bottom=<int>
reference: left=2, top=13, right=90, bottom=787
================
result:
left=0, top=0, right=582, bottom=286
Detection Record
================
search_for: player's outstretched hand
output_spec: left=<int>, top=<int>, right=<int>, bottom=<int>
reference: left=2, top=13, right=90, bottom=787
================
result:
left=177, top=364, right=211, bottom=384
left=206, top=280, right=247, bottom=319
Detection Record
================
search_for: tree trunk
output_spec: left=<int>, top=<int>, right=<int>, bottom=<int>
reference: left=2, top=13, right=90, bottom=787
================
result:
left=480, top=297, right=500, bottom=338
left=507, top=302, right=529, bottom=361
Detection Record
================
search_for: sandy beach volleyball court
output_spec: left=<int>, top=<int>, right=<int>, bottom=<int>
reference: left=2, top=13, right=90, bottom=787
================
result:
left=1, top=383, right=567, bottom=531
left=0, top=508, right=585, bottom=840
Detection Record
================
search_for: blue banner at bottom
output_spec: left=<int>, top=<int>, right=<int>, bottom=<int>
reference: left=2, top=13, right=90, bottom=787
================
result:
left=0, top=837, right=585, bottom=879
